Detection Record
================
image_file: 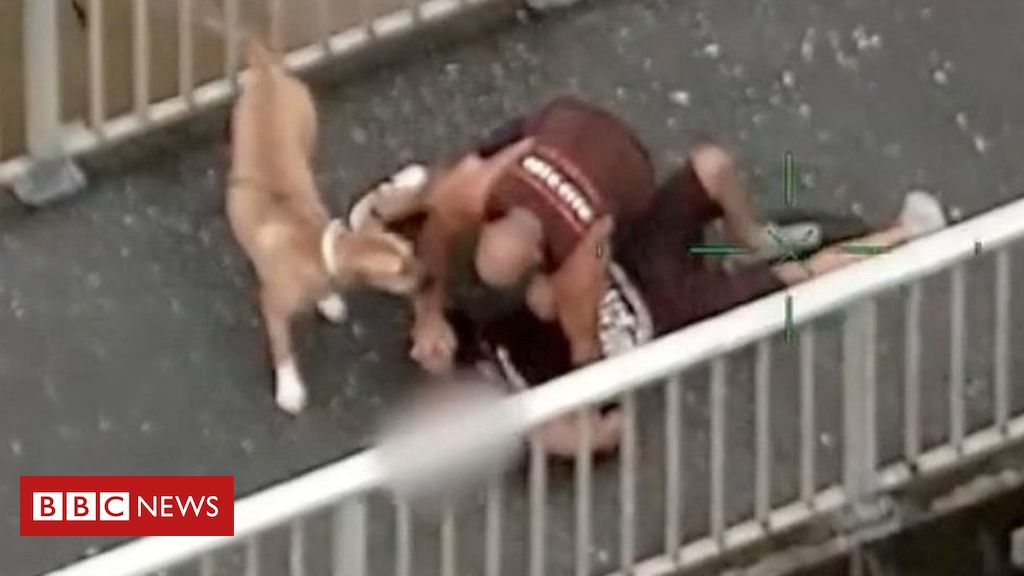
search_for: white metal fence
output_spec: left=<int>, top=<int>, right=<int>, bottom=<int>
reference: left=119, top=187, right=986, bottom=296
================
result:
left=44, top=196, right=1024, bottom=575
left=0, top=0, right=501, bottom=191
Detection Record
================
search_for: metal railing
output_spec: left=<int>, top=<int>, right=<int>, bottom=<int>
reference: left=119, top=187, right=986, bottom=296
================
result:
left=45, top=196, right=1024, bottom=575
left=0, top=0, right=501, bottom=191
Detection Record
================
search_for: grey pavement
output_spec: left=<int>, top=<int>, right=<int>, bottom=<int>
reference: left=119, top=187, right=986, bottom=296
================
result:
left=4, top=0, right=1024, bottom=575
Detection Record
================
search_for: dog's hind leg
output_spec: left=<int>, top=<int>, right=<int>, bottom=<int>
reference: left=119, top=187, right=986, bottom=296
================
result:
left=261, top=289, right=308, bottom=415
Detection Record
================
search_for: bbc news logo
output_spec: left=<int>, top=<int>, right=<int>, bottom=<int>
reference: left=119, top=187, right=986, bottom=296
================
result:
left=21, top=476, right=233, bottom=536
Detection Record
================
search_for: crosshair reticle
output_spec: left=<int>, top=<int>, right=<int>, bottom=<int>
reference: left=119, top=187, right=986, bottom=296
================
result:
left=686, top=151, right=889, bottom=342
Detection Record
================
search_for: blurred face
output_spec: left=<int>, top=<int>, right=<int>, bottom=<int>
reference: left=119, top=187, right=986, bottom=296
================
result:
left=475, top=211, right=543, bottom=288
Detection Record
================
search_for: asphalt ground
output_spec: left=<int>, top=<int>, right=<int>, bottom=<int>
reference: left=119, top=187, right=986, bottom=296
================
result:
left=4, top=0, right=1024, bottom=574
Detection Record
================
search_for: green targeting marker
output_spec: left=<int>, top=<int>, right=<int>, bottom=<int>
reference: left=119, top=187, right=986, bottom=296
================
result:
left=784, top=295, right=795, bottom=341
left=839, top=245, right=889, bottom=255
left=687, top=244, right=749, bottom=255
left=784, top=151, right=795, bottom=207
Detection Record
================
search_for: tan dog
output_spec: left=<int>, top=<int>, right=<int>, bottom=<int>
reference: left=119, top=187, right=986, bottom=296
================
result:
left=227, top=40, right=423, bottom=415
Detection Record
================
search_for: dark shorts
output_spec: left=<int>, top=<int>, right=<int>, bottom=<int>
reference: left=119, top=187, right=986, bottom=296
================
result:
left=618, top=163, right=784, bottom=335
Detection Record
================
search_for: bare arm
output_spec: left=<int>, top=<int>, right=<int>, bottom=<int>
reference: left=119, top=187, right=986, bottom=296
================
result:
left=410, top=138, right=536, bottom=373
left=548, top=216, right=614, bottom=366
left=413, top=202, right=464, bottom=328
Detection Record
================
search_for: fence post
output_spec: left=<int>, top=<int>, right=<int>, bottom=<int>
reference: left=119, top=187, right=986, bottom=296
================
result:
left=842, top=299, right=881, bottom=516
left=23, top=0, right=62, bottom=158
left=15, top=0, right=85, bottom=205
left=334, top=498, right=368, bottom=576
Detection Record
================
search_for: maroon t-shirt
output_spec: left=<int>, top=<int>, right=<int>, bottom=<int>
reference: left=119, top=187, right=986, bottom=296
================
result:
left=482, top=97, right=656, bottom=271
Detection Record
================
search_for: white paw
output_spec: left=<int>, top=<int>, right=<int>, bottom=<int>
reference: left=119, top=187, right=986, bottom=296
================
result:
left=275, top=362, right=308, bottom=415
left=317, top=294, right=348, bottom=324
left=390, top=164, right=429, bottom=191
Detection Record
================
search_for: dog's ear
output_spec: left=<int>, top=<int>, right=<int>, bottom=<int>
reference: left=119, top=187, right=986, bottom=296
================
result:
left=348, top=237, right=408, bottom=277
left=360, top=248, right=406, bottom=277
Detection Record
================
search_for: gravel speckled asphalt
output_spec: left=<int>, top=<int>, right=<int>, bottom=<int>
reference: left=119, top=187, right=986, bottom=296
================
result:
left=4, top=0, right=1024, bottom=574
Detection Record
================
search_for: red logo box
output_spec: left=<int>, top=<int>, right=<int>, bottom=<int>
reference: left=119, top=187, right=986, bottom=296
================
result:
left=20, top=476, right=234, bottom=536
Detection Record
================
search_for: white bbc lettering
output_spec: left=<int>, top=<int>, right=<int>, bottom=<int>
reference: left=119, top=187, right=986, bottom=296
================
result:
left=137, top=495, right=158, bottom=517
left=65, top=492, right=97, bottom=521
left=520, top=154, right=596, bottom=225
left=137, top=495, right=221, bottom=518
left=99, top=492, right=130, bottom=521
left=33, top=492, right=64, bottom=521
left=160, top=495, right=175, bottom=517
left=206, top=496, right=220, bottom=518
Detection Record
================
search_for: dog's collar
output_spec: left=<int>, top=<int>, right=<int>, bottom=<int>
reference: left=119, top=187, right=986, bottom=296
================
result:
left=321, top=219, right=346, bottom=277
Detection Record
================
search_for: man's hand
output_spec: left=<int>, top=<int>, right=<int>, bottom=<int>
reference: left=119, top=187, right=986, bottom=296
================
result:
left=428, top=138, right=537, bottom=219
left=410, top=315, right=458, bottom=375
left=410, top=137, right=536, bottom=375
left=549, top=216, right=614, bottom=366
left=526, top=275, right=556, bottom=321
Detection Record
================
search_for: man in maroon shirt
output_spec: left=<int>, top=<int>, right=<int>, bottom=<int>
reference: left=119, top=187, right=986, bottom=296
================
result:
left=407, top=96, right=850, bottom=373
left=358, top=96, right=946, bottom=455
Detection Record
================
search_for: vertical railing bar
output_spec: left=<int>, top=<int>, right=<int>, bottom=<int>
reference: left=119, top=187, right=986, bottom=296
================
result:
left=866, top=300, right=879, bottom=481
left=950, top=264, right=966, bottom=449
left=245, top=535, right=260, bottom=576
left=315, top=0, right=332, bottom=55
left=575, top=408, right=594, bottom=576
left=224, top=0, right=240, bottom=89
left=358, top=0, right=378, bottom=38
left=529, top=438, right=547, bottom=576
left=87, top=0, right=106, bottom=132
left=755, top=339, right=772, bottom=526
left=289, top=519, right=306, bottom=576
left=485, top=476, right=503, bottom=576
left=800, top=327, right=816, bottom=506
left=407, top=0, right=425, bottom=23
left=440, top=502, right=457, bottom=576
left=268, top=0, right=283, bottom=51
left=336, top=498, right=368, bottom=576
left=199, top=555, right=215, bottom=576
left=23, top=0, right=63, bottom=158
left=994, top=249, right=1011, bottom=433
left=133, top=0, right=151, bottom=121
left=904, top=283, right=922, bottom=464
left=710, top=358, right=727, bottom=547
left=178, top=0, right=195, bottom=104
left=0, top=36, right=3, bottom=156
left=620, top=392, right=638, bottom=574
left=395, top=500, right=412, bottom=576
left=664, top=375, right=683, bottom=561
left=843, top=300, right=878, bottom=504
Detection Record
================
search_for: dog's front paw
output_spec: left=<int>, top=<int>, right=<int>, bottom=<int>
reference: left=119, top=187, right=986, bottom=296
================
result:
left=317, top=294, right=348, bottom=324
left=275, top=363, right=308, bottom=415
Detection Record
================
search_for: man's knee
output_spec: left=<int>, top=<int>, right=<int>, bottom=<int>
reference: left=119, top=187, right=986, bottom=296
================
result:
left=689, top=143, right=738, bottom=201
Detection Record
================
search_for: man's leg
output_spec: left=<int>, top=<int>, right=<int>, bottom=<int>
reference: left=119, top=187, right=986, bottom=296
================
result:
left=689, top=144, right=828, bottom=261
left=773, top=191, right=946, bottom=284
left=690, top=144, right=768, bottom=251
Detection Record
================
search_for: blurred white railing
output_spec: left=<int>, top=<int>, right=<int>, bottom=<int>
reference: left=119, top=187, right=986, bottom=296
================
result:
left=0, top=0, right=503, bottom=193
left=44, top=196, right=1024, bottom=575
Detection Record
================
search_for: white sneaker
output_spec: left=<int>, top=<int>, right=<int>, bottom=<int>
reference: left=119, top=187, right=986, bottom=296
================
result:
left=899, top=190, right=947, bottom=238
left=756, top=222, right=823, bottom=261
